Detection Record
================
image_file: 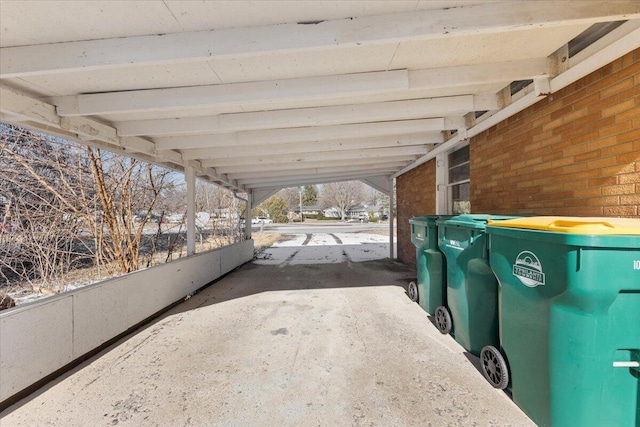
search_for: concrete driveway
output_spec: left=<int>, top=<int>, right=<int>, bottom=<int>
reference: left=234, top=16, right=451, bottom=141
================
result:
left=1, top=251, right=533, bottom=426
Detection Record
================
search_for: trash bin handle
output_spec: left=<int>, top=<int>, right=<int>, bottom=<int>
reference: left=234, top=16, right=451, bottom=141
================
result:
left=613, top=361, right=640, bottom=368
left=547, top=219, right=616, bottom=231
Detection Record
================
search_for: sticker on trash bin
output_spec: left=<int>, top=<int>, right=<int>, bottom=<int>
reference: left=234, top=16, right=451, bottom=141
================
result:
left=446, top=240, right=464, bottom=250
left=513, top=251, right=545, bottom=287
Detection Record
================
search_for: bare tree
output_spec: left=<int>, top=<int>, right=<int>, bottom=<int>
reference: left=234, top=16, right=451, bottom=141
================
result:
left=198, top=182, right=245, bottom=248
left=87, top=148, right=174, bottom=273
left=319, top=181, right=366, bottom=220
left=134, top=178, right=246, bottom=263
left=364, top=186, right=386, bottom=206
left=1, top=123, right=251, bottom=298
left=0, top=124, right=175, bottom=287
left=278, top=187, right=300, bottom=210
left=0, top=125, right=94, bottom=286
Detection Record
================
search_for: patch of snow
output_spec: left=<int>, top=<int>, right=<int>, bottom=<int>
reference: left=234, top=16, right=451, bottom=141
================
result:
left=8, top=289, right=48, bottom=305
left=254, top=233, right=390, bottom=265
left=274, top=234, right=307, bottom=247
left=334, top=233, right=388, bottom=245
left=306, top=234, right=333, bottom=246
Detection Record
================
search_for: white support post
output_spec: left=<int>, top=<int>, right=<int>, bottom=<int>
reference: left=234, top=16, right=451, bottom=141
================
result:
left=245, top=192, right=253, bottom=240
left=436, top=153, right=449, bottom=214
left=186, top=166, right=196, bottom=256
left=389, top=178, right=395, bottom=260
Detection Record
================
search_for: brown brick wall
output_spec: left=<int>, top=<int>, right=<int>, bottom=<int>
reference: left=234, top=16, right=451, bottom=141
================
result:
left=471, top=49, right=640, bottom=216
left=395, top=49, right=639, bottom=266
left=396, top=159, right=436, bottom=266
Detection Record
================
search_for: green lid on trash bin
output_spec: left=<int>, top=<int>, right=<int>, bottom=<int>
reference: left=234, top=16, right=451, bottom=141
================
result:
left=409, top=215, right=439, bottom=226
left=439, top=214, right=521, bottom=230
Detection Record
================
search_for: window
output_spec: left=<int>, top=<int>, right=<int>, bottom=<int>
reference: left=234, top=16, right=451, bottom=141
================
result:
left=448, top=146, right=470, bottom=214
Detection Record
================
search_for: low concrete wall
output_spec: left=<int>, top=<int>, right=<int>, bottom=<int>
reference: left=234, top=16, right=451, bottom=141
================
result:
left=0, top=240, right=254, bottom=403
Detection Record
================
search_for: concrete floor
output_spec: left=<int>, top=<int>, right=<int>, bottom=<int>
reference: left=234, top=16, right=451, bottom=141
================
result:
left=1, top=259, right=534, bottom=426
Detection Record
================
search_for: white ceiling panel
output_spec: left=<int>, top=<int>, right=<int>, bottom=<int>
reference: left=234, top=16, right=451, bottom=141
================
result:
left=3, top=77, right=61, bottom=98
left=95, top=83, right=504, bottom=123
left=99, top=106, right=247, bottom=123
left=13, top=62, right=222, bottom=97
left=391, top=25, right=591, bottom=70
left=94, top=83, right=503, bottom=123
left=0, top=0, right=460, bottom=48
left=209, top=44, right=398, bottom=83
left=0, top=1, right=182, bottom=48
left=1, top=1, right=638, bottom=192
left=164, top=0, right=423, bottom=32
left=235, top=83, right=508, bottom=114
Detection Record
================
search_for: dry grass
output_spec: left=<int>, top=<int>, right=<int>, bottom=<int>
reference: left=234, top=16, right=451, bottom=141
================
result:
left=252, top=232, right=283, bottom=251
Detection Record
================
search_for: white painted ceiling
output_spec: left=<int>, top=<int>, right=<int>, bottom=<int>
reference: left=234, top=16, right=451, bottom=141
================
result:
left=1, top=1, right=639, bottom=195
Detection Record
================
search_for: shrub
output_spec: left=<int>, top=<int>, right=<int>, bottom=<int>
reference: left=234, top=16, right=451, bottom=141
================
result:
left=261, top=195, right=289, bottom=223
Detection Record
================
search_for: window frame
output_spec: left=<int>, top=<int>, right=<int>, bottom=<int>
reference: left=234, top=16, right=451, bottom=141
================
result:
left=446, top=146, right=470, bottom=214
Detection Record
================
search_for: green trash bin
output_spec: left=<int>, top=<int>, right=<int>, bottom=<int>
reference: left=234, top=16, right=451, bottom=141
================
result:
left=409, top=215, right=451, bottom=314
left=485, top=216, right=640, bottom=427
left=435, top=214, right=519, bottom=355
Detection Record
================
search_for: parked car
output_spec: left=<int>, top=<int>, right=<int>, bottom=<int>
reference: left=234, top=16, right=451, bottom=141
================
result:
left=358, top=214, right=369, bottom=223
left=166, top=213, right=185, bottom=224
left=252, top=216, right=273, bottom=224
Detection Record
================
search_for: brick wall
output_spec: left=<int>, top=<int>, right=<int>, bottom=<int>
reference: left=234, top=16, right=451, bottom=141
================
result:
left=471, top=49, right=640, bottom=216
left=395, top=49, right=639, bottom=266
left=396, top=159, right=436, bottom=266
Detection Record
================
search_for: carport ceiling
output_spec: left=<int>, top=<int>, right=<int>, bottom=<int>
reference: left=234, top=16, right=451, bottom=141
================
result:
left=1, top=1, right=639, bottom=194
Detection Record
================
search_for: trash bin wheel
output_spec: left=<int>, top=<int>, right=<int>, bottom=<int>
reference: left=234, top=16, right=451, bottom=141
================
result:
left=480, top=346, right=509, bottom=390
left=408, top=281, right=419, bottom=303
left=434, top=306, right=452, bottom=334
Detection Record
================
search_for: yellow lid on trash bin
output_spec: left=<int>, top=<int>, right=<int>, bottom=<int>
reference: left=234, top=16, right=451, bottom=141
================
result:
left=487, top=216, right=640, bottom=235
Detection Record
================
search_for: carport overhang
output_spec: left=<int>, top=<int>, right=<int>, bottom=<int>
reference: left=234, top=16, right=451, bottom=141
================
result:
left=1, top=2, right=640, bottom=206
left=2, top=1, right=640, bottom=413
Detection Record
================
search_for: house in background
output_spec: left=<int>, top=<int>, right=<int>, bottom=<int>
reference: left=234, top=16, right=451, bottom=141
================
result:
left=292, top=205, right=323, bottom=216
left=322, top=207, right=341, bottom=219
left=322, top=204, right=389, bottom=220
left=288, top=205, right=323, bottom=221
left=347, top=204, right=389, bottom=219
